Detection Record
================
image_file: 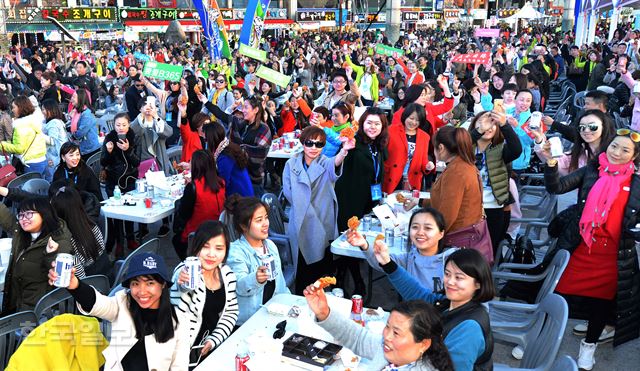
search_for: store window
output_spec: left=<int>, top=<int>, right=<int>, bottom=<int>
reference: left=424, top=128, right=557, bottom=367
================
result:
left=177, top=0, right=194, bottom=8
left=297, top=0, right=339, bottom=8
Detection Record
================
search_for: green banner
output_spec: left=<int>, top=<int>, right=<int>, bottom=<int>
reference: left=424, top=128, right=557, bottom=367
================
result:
left=375, top=44, right=404, bottom=57
left=239, top=43, right=267, bottom=62
left=142, top=61, right=184, bottom=82
left=256, top=65, right=291, bottom=88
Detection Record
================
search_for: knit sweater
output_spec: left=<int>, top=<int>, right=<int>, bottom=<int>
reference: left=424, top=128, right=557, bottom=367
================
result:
left=170, top=263, right=239, bottom=350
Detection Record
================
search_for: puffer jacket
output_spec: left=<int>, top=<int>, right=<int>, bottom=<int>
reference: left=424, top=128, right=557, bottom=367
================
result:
left=0, top=113, right=47, bottom=164
left=0, top=203, right=73, bottom=315
left=545, top=162, right=640, bottom=346
left=99, top=129, right=139, bottom=191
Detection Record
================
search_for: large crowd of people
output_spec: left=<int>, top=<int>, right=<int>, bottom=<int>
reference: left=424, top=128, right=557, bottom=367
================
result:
left=1, top=20, right=640, bottom=370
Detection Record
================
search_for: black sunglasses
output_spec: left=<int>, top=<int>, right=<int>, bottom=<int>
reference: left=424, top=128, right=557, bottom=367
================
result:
left=475, top=153, right=484, bottom=171
left=273, top=320, right=287, bottom=339
left=578, top=123, right=600, bottom=132
left=304, top=140, right=325, bottom=148
left=215, top=79, right=225, bottom=83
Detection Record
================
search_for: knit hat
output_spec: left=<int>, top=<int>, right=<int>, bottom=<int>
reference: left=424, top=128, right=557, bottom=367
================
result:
left=122, top=253, right=172, bottom=287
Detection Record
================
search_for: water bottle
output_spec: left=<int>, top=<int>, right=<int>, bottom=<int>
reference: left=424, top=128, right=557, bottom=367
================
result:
left=113, top=187, right=122, bottom=200
left=402, top=175, right=410, bottom=191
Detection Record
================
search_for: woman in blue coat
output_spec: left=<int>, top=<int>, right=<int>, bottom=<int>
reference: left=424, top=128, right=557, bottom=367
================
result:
left=282, top=126, right=354, bottom=294
left=204, top=123, right=253, bottom=197
left=69, top=89, right=101, bottom=161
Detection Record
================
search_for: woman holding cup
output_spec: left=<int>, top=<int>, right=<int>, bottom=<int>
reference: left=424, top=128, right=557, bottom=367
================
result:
left=170, top=221, right=238, bottom=367
left=534, top=110, right=615, bottom=176
left=225, top=195, right=290, bottom=325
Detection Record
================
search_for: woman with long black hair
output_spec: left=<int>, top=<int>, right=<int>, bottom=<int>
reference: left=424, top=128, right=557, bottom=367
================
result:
left=53, top=142, right=103, bottom=202
left=203, top=123, right=253, bottom=197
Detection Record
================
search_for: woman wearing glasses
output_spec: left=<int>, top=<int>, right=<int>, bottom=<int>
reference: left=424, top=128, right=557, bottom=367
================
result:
left=318, top=71, right=350, bottom=109
left=545, top=129, right=640, bottom=370
left=206, top=74, right=234, bottom=121
left=533, top=110, right=615, bottom=176
left=283, top=126, right=354, bottom=294
left=0, top=197, right=73, bottom=315
left=468, top=110, right=522, bottom=254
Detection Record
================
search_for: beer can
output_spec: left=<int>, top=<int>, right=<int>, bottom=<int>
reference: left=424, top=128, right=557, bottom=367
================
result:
left=412, top=189, right=420, bottom=199
left=261, top=254, right=277, bottom=281
left=332, top=288, right=344, bottom=298
left=147, top=185, right=155, bottom=198
left=136, top=179, right=147, bottom=193
left=385, top=229, right=394, bottom=248
left=351, top=295, right=363, bottom=314
left=184, top=257, right=201, bottom=290
left=54, top=253, right=74, bottom=288
left=401, top=234, right=409, bottom=248
left=235, top=352, right=250, bottom=371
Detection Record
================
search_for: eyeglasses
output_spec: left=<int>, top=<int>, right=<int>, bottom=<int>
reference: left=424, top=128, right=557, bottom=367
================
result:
left=333, top=79, right=347, bottom=84
left=17, top=211, right=36, bottom=221
left=304, top=140, right=326, bottom=148
left=215, top=79, right=225, bottom=83
left=475, top=153, right=484, bottom=171
left=617, top=128, right=640, bottom=142
left=578, top=123, right=600, bottom=132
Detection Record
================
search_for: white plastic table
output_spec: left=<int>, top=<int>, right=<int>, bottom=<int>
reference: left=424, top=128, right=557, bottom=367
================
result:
left=101, top=191, right=177, bottom=224
left=196, top=293, right=382, bottom=371
left=268, top=139, right=303, bottom=159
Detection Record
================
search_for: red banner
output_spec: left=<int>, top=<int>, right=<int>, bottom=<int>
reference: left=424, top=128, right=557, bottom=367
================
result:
left=451, top=52, right=491, bottom=65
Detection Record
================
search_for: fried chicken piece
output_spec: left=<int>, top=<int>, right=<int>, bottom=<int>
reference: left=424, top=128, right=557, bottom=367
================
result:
left=313, top=276, right=337, bottom=289
left=340, top=126, right=356, bottom=140
left=347, top=216, right=360, bottom=230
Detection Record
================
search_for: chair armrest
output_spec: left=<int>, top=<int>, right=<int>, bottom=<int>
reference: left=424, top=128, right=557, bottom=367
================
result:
left=489, top=300, right=537, bottom=312
left=497, top=262, right=540, bottom=271
left=492, top=270, right=546, bottom=282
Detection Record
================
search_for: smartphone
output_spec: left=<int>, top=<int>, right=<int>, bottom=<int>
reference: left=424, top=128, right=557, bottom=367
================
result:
left=117, top=134, right=127, bottom=141
left=146, top=96, right=156, bottom=107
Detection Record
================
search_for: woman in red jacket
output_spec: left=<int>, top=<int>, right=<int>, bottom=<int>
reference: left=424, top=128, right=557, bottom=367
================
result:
left=384, top=103, right=434, bottom=193
left=172, top=150, right=225, bottom=260
left=180, top=112, right=208, bottom=162
left=391, top=76, right=454, bottom=131
left=279, top=95, right=309, bottom=136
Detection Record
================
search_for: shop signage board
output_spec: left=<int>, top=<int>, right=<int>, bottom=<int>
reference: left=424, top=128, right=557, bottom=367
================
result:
left=120, top=8, right=177, bottom=21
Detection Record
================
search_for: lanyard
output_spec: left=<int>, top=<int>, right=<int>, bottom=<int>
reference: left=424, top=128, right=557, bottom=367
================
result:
left=64, top=168, right=77, bottom=184
left=369, top=145, right=380, bottom=182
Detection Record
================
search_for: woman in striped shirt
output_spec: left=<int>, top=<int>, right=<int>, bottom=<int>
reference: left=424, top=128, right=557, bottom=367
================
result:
left=170, top=221, right=238, bottom=367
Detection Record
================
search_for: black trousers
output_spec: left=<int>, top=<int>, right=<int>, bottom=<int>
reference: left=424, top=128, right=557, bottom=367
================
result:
left=583, top=297, right=616, bottom=343
left=485, top=207, right=511, bottom=257
left=295, top=247, right=333, bottom=295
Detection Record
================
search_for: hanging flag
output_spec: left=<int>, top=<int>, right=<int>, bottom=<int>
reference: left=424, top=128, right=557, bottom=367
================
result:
left=239, top=0, right=271, bottom=48
left=193, top=0, right=231, bottom=60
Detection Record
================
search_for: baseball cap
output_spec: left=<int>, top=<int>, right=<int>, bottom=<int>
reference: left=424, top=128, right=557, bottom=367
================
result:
left=122, top=252, right=172, bottom=288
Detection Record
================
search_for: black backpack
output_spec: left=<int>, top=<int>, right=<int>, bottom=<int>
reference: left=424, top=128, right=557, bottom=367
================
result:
left=499, top=235, right=544, bottom=304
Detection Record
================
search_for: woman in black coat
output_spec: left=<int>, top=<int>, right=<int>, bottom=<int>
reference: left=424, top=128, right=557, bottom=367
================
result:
left=544, top=131, right=640, bottom=369
left=53, top=142, right=103, bottom=202
left=100, top=112, right=140, bottom=256
left=334, top=107, right=389, bottom=297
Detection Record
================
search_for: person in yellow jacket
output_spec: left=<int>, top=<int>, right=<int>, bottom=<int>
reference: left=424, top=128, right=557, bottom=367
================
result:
left=6, top=313, right=108, bottom=371
left=0, top=95, right=47, bottom=176
left=344, top=53, right=379, bottom=107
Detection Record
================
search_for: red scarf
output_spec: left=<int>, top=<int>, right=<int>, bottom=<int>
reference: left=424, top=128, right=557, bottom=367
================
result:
left=579, top=152, right=635, bottom=249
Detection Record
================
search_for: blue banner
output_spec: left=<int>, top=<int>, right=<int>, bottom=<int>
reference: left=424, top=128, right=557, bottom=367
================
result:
left=239, top=0, right=271, bottom=48
left=192, top=0, right=231, bottom=60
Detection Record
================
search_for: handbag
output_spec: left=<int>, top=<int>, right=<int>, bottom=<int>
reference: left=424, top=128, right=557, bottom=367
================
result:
left=443, top=218, right=494, bottom=265
left=138, top=157, right=160, bottom=179
left=0, top=152, right=16, bottom=187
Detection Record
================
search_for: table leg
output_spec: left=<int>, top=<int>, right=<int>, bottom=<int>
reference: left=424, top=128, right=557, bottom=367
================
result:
left=365, top=264, right=373, bottom=306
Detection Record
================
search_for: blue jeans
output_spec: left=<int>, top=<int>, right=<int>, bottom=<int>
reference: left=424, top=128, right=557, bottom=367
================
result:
left=24, top=160, right=47, bottom=177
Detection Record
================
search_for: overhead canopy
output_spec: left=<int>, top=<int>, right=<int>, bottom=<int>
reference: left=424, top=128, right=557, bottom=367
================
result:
left=503, top=2, right=549, bottom=21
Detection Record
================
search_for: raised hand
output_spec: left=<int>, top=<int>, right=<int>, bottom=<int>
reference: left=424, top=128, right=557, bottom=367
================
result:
left=303, top=284, right=330, bottom=321
left=346, top=229, right=367, bottom=249
left=373, top=238, right=391, bottom=265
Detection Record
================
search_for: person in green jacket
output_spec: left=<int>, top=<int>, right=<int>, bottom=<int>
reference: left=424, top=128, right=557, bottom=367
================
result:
left=0, top=197, right=73, bottom=315
left=345, top=54, right=379, bottom=107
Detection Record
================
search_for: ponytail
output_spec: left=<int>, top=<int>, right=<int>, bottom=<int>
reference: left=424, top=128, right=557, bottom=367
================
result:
left=434, top=126, right=475, bottom=165
left=424, top=337, right=455, bottom=371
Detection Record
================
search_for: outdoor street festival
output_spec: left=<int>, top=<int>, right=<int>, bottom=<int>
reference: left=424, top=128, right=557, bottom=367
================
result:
left=0, top=0, right=639, bottom=369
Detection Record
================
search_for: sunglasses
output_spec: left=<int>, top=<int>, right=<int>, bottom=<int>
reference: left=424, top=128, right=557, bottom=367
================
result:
left=578, top=123, right=600, bottom=132
left=617, top=128, right=640, bottom=142
left=273, top=320, right=287, bottom=339
left=475, top=153, right=484, bottom=171
left=304, top=140, right=325, bottom=148
left=215, top=79, right=225, bottom=83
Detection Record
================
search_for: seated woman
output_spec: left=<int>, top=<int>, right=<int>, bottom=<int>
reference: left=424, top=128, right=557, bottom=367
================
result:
left=377, top=248, right=495, bottom=371
left=0, top=197, right=73, bottom=315
left=48, top=252, right=189, bottom=370
left=225, top=195, right=290, bottom=325
left=348, top=208, right=454, bottom=292
left=53, top=142, right=103, bottom=202
left=170, top=221, right=238, bottom=367
left=304, top=288, right=454, bottom=371
left=172, top=150, right=225, bottom=260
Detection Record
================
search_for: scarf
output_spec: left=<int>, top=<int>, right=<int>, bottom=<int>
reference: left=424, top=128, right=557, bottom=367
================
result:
left=70, top=108, right=81, bottom=133
left=579, top=152, right=635, bottom=249
left=214, top=137, right=229, bottom=161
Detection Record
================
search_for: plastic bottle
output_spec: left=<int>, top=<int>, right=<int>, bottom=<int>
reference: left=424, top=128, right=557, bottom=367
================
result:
left=113, top=187, right=122, bottom=200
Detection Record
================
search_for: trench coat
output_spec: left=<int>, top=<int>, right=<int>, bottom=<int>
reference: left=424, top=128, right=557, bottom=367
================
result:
left=282, top=154, right=342, bottom=266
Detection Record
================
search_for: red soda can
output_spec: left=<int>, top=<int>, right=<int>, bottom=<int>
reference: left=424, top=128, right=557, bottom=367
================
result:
left=351, top=295, right=363, bottom=314
left=280, top=137, right=285, bottom=145
left=144, top=198, right=152, bottom=208
left=235, top=352, right=250, bottom=371
left=289, top=140, right=294, bottom=149
left=412, top=189, right=420, bottom=199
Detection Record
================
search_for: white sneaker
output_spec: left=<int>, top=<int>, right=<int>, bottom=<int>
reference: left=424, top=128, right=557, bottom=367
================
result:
left=573, top=322, right=615, bottom=343
left=573, top=321, right=588, bottom=335
left=511, top=345, right=524, bottom=360
left=577, top=339, right=597, bottom=371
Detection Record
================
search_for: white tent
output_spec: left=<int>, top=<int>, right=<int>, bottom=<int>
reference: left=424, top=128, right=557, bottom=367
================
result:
left=504, top=2, right=549, bottom=22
